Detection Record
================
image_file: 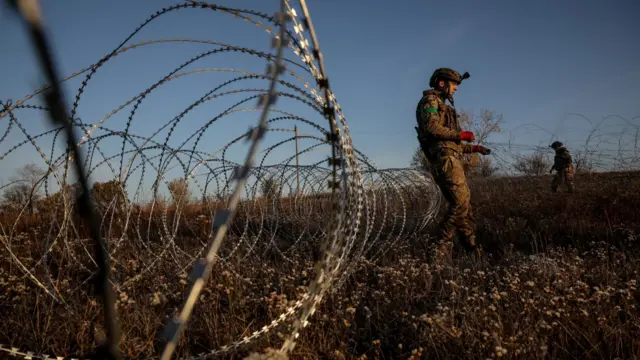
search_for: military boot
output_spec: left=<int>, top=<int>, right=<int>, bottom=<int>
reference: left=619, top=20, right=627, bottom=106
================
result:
left=465, top=234, right=478, bottom=249
left=430, top=241, right=453, bottom=268
left=461, top=235, right=484, bottom=263
left=471, top=246, right=485, bottom=263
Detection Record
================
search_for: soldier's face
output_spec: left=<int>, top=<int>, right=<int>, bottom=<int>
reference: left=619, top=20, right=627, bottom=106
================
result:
left=448, top=82, right=459, bottom=95
left=439, top=80, right=458, bottom=95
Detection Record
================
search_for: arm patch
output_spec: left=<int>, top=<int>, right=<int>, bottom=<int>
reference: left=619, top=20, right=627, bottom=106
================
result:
left=421, top=95, right=441, bottom=117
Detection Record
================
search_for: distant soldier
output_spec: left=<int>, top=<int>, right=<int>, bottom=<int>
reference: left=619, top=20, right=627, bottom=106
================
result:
left=549, top=141, right=575, bottom=193
left=415, top=68, right=491, bottom=265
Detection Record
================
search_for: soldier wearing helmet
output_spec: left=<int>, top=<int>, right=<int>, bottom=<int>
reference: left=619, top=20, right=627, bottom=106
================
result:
left=549, top=141, right=575, bottom=193
left=414, top=67, right=491, bottom=266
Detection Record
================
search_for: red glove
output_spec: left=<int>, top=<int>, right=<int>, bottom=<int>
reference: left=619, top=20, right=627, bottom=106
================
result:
left=460, top=131, right=475, bottom=142
left=472, top=145, right=491, bottom=155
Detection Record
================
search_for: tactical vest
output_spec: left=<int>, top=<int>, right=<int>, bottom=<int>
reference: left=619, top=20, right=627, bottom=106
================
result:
left=415, top=90, right=462, bottom=159
left=555, top=147, right=572, bottom=167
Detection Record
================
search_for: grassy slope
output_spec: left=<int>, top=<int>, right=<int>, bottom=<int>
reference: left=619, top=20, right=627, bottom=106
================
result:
left=1, top=171, right=639, bottom=359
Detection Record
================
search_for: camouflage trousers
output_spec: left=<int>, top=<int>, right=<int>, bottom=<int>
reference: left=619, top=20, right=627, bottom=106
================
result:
left=429, top=150, right=477, bottom=263
left=552, top=164, right=575, bottom=193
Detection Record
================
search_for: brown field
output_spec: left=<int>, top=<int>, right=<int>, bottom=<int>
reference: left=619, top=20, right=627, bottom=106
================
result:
left=1, top=171, right=639, bottom=359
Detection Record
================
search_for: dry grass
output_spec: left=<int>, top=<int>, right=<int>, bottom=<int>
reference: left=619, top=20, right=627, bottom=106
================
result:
left=1, top=171, right=639, bottom=359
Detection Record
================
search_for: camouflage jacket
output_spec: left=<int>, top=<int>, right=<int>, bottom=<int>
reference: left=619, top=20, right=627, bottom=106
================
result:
left=415, top=89, right=473, bottom=158
left=552, top=146, right=572, bottom=171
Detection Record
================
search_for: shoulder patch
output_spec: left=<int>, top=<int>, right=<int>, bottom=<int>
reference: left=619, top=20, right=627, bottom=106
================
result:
left=423, top=106, right=438, bottom=113
left=425, top=94, right=442, bottom=106
left=419, top=93, right=443, bottom=117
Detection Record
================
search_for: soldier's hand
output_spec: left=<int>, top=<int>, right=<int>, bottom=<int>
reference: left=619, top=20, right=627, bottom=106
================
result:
left=460, top=131, right=475, bottom=142
left=472, top=145, right=491, bottom=155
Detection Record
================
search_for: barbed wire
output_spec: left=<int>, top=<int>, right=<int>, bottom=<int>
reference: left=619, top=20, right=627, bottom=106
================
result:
left=0, top=0, right=371, bottom=359
left=480, top=117, right=640, bottom=176
left=1, top=1, right=639, bottom=359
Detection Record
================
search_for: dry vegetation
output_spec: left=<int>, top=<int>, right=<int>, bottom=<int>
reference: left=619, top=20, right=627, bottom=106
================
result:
left=1, top=170, right=639, bottom=359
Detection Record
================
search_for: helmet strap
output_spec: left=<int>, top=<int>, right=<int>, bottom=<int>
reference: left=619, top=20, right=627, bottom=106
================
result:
left=434, top=79, right=455, bottom=106
left=443, top=81, right=455, bottom=106
left=443, top=80, right=456, bottom=104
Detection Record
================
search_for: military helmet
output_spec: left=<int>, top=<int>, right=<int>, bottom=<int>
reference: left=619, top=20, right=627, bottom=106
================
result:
left=429, top=68, right=470, bottom=88
left=550, top=141, right=563, bottom=149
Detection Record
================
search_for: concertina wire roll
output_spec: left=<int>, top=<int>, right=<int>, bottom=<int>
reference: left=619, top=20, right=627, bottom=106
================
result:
left=0, top=1, right=444, bottom=359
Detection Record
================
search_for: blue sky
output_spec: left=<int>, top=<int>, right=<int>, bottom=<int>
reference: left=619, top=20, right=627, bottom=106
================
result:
left=1, top=0, right=639, bottom=197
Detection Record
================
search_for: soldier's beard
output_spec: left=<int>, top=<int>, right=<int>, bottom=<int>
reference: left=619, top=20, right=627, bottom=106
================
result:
left=446, top=92, right=455, bottom=106
left=435, top=85, right=455, bottom=105
left=442, top=87, right=455, bottom=105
